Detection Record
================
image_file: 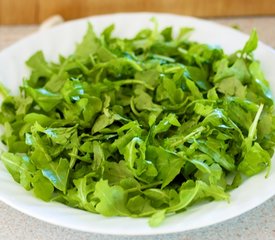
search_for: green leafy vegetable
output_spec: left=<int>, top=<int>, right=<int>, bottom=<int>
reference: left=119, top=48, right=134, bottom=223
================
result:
left=242, top=29, right=258, bottom=55
left=0, top=23, right=274, bottom=227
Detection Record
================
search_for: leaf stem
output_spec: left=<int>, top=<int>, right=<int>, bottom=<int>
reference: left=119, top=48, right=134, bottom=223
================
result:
left=0, top=83, right=9, bottom=98
left=114, top=79, right=154, bottom=91
left=248, top=103, right=264, bottom=140
left=126, top=181, right=163, bottom=193
left=170, top=126, right=206, bottom=148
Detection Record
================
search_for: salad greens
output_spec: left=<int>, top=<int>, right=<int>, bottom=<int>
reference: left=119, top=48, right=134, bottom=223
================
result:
left=0, top=21, right=275, bottom=227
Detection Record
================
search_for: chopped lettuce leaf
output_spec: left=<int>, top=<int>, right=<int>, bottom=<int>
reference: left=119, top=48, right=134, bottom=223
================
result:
left=0, top=22, right=274, bottom=227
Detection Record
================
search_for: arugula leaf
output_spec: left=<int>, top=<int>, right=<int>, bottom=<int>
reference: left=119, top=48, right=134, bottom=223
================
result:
left=75, top=23, right=100, bottom=58
left=26, top=51, right=53, bottom=86
left=103, top=161, right=133, bottom=185
left=242, top=29, right=258, bottom=55
left=196, top=140, right=235, bottom=171
left=238, top=143, right=270, bottom=176
left=0, top=82, right=9, bottom=98
left=149, top=209, right=166, bottom=227
left=25, top=86, right=62, bottom=112
left=217, top=77, right=246, bottom=98
left=1, top=153, right=35, bottom=190
left=65, top=177, right=96, bottom=212
left=248, top=61, right=273, bottom=105
left=147, top=146, right=185, bottom=188
left=42, top=158, right=70, bottom=193
left=214, top=59, right=250, bottom=84
left=32, top=170, right=54, bottom=201
left=94, top=180, right=129, bottom=216
left=167, top=181, right=201, bottom=212
left=0, top=22, right=274, bottom=227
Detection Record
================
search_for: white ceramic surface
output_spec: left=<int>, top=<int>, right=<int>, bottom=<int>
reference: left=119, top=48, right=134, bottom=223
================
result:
left=0, top=13, right=275, bottom=235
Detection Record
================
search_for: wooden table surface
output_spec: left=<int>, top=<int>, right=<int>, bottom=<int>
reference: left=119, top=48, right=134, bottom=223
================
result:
left=1, top=0, right=275, bottom=24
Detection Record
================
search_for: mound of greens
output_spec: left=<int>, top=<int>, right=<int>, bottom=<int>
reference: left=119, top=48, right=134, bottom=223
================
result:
left=0, top=21, right=274, bottom=226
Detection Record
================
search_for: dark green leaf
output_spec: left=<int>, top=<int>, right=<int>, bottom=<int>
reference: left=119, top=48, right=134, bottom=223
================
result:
left=32, top=170, right=54, bottom=201
left=242, top=29, right=258, bottom=55
left=94, top=180, right=129, bottom=216
left=42, top=158, right=70, bottom=192
left=238, top=143, right=270, bottom=176
left=0, top=22, right=274, bottom=227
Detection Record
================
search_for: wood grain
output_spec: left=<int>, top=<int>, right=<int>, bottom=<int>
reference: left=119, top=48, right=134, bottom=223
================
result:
left=1, top=0, right=275, bottom=24
left=0, top=0, right=37, bottom=24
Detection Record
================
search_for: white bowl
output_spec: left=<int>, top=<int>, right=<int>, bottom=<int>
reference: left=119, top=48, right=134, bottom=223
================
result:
left=0, top=13, right=275, bottom=235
